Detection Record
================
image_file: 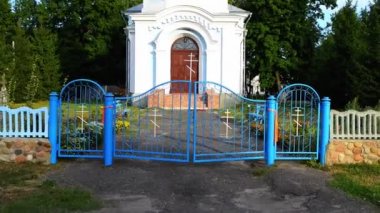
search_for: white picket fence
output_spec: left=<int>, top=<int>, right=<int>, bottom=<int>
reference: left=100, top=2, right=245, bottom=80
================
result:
left=330, top=110, right=380, bottom=139
left=0, top=106, right=49, bottom=138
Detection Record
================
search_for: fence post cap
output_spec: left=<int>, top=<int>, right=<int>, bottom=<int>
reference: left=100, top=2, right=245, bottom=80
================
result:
left=322, top=97, right=331, bottom=101
left=49, top=92, right=58, bottom=96
left=267, top=96, right=276, bottom=100
left=105, top=92, right=114, bottom=97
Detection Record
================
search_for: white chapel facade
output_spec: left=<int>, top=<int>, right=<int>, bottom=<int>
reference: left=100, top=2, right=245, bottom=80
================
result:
left=124, top=0, right=251, bottom=94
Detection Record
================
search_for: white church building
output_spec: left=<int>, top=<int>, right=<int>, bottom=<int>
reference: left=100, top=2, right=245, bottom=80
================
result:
left=124, top=0, right=251, bottom=95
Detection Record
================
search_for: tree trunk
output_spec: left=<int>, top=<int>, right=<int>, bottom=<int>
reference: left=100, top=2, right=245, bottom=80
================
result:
left=275, top=71, right=282, bottom=91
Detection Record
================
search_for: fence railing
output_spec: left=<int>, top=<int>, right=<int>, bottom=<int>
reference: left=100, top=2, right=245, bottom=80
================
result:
left=330, top=110, right=380, bottom=140
left=0, top=106, right=49, bottom=138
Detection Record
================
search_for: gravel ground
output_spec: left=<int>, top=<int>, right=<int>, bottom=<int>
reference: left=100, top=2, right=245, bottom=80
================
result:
left=47, top=160, right=379, bottom=213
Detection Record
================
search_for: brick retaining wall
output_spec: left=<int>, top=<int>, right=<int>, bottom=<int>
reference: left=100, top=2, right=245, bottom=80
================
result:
left=326, top=140, right=380, bottom=165
left=0, top=138, right=51, bottom=165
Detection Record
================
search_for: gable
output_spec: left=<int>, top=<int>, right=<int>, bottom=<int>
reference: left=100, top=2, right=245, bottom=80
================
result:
left=125, top=3, right=249, bottom=15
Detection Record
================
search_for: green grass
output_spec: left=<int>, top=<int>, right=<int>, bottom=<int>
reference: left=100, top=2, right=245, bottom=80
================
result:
left=252, top=167, right=275, bottom=176
left=0, top=163, right=49, bottom=187
left=329, top=164, right=380, bottom=206
left=0, top=163, right=102, bottom=213
left=7, top=101, right=49, bottom=109
left=303, top=159, right=329, bottom=171
left=250, top=162, right=276, bottom=177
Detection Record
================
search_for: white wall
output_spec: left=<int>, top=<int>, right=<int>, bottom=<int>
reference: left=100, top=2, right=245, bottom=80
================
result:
left=128, top=4, right=249, bottom=94
left=143, top=0, right=229, bottom=13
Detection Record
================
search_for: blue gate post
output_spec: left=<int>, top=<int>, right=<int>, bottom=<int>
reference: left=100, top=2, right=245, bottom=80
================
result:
left=49, top=92, right=58, bottom=164
left=265, top=96, right=276, bottom=166
left=104, top=93, right=114, bottom=166
left=319, top=97, right=331, bottom=165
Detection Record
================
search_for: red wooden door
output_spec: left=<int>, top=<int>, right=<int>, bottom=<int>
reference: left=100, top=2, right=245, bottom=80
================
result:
left=171, top=37, right=199, bottom=93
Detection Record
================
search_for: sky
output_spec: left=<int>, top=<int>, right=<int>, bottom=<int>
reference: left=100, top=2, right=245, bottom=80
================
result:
left=320, top=0, right=374, bottom=28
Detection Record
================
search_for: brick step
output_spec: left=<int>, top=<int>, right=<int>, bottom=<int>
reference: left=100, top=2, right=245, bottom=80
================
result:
left=148, top=90, right=220, bottom=109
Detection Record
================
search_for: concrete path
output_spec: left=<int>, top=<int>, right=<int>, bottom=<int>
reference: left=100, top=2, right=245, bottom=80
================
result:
left=47, top=160, right=378, bottom=213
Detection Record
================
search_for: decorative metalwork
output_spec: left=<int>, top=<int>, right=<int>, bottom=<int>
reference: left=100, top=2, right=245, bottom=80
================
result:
left=172, top=37, right=198, bottom=50
left=52, top=79, right=327, bottom=165
left=276, top=84, right=320, bottom=160
left=114, top=81, right=192, bottom=162
left=58, top=79, right=105, bottom=158
left=193, top=82, right=266, bottom=162
left=114, top=81, right=266, bottom=163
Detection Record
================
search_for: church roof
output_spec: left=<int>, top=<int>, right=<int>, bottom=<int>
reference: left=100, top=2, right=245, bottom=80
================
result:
left=228, top=5, right=249, bottom=13
left=125, top=3, right=249, bottom=14
left=126, top=3, right=143, bottom=13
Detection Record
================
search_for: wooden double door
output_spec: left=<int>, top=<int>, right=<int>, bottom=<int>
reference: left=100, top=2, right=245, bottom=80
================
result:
left=170, top=37, right=199, bottom=93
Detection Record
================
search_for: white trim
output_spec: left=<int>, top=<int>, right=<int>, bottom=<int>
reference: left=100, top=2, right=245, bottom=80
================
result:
left=154, top=26, right=209, bottom=87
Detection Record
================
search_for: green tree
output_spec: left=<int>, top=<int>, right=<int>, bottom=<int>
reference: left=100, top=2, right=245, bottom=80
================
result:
left=11, top=27, right=34, bottom=102
left=14, top=0, right=38, bottom=35
left=9, top=0, right=61, bottom=102
left=233, top=0, right=336, bottom=95
left=45, top=0, right=131, bottom=85
left=32, top=26, right=61, bottom=99
left=313, top=1, right=370, bottom=107
left=0, top=0, right=13, bottom=77
left=361, top=0, right=380, bottom=106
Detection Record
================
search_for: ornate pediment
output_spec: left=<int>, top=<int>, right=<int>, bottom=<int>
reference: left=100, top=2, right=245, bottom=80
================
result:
left=142, top=0, right=229, bottom=14
left=148, top=12, right=221, bottom=33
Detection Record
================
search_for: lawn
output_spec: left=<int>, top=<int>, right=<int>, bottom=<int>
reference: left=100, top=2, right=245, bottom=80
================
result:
left=0, top=162, right=102, bottom=213
left=7, top=101, right=49, bottom=109
left=329, top=164, right=380, bottom=207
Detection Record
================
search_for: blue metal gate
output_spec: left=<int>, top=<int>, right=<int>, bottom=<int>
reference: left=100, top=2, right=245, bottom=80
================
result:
left=58, top=79, right=105, bottom=158
left=51, top=79, right=330, bottom=165
left=112, top=81, right=266, bottom=163
left=193, top=82, right=265, bottom=162
left=114, top=81, right=192, bottom=162
left=276, top=84, right=321, bottom=160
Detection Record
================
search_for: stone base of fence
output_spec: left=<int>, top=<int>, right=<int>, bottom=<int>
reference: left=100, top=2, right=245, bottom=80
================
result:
left=0, top=138, right=51, bottom=165
left=326, top=139, right=380, bottom=165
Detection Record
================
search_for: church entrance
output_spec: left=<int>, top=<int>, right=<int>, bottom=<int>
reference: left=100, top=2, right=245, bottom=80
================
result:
left=170, top=37, right=199, bottom=93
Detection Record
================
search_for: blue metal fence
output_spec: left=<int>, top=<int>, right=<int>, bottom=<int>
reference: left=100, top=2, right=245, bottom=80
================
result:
left=49, top=80, right=331, bottom=166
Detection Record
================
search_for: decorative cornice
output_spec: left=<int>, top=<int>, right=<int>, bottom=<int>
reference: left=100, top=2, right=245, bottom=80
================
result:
left=148, top=12, right=222, bottom=32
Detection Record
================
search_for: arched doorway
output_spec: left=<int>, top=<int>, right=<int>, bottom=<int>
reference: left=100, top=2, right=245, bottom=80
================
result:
left=170, top=37, right=199, bottom=93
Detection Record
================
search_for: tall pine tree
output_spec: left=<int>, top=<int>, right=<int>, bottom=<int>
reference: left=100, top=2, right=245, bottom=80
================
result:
left=11, top=26, right=34, bottom=102
left=362, top=0, right=380, bottom=106
left=313, top=1, right=371, bottom=107
left=0, top=0, right=13, bottom=77
left=32, top=26, right=61, bottom=100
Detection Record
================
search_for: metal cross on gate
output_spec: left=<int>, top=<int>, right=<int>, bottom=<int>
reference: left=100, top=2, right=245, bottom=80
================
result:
left=292, top=107, right=304, bottom=136
left=76, top=104, right=88, bottom=133
left=184, top=53, right=198, bottom=81
left=149, top=108, right=162, bottom=138
left=223, top=109, right=233, bottom=138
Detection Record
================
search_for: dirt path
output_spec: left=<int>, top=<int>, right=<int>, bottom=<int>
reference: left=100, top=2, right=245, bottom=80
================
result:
left=47, top=160, right=378, bottom=213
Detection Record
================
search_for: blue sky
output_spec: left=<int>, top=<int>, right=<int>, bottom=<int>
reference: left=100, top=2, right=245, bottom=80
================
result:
left=320, top=0, right=374, bottom=28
